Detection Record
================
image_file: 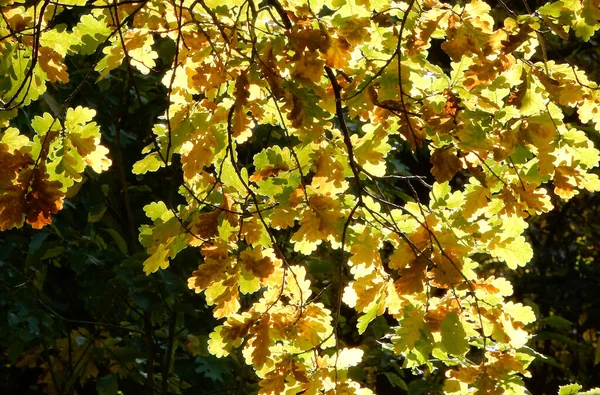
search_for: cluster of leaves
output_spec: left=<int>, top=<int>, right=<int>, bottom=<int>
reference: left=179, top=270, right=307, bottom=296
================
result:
left=2, top=0, right=600, bottom=394
left=512, top=190, right=600, bottom=392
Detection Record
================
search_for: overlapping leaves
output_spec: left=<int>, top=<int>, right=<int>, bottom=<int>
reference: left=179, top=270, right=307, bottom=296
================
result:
left=2, top=0, right=600, bottom=393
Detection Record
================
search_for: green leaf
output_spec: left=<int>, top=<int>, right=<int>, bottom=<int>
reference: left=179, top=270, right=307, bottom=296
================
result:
left=7, top=340, right=25, bottom=364
left=542, top=315, right=573, bottom=331
left=518, top=72, right=546, bottom=116
left=103, top=228, right=128, bottom=255
left=133, top=153, right=164, bottom=174
left=72, top=14, right=112, bottom=55
left=96, top=374, right=118, bottom=395
left=440, top=311, right=469, bottom=355
left=385, top=372, right=408, bottom=390
left=39, top=24, right=81, bottom=56
left=392, top=307, right=427, bottom=354
left=357, top=301, right=378, bottom=334
left=559, top=384, right=583, bottom=395
left=195, top=356, right=231, bottom=383
left=31, top=113, right=60, bottom=136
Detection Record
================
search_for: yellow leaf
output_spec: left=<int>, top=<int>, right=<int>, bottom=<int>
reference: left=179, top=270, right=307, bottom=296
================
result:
left=489, top=235, right=533, bottom=270
left=181, top=134, right=217, bottom=180
left=325, top=37, right=352, bottom=69
left=334, top=348, right=364, bottom=369
left=143, top=244, right=170, bottom=275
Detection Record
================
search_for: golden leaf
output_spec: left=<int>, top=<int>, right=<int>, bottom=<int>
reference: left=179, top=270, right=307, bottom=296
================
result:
left=181, top=133, right=217, bottom=180
left=462, top=183, right=491, bottom=220
left=348, top=228, right=382, bottom=277
left=311, top=145, right=347, bottom=194
left=324, top=37, right=351, bottom=69
left=270, top=205, right=298, bottom=229
left=188, top=259, right=227, bottom=293
left=241, top=216, right=265, bottom=246
left=38, top=47, right=69, bottom=83
left=407, top=11, right=447, bottom=57
left=291, top=196, right=344, bottom=254
left=211, top=277, right=241, bottom=319
left=249, top=314, right=271, bottom=368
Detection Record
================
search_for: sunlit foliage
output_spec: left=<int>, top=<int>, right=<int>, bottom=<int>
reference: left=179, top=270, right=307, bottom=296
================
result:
left=2, top=0, right=600, bottom=393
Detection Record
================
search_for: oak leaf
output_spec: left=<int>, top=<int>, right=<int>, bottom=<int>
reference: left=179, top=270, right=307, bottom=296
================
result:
left=241, top=248, right=276, bottom=280
left=292, top=52, right=325, bottom=83
left=38, top=47, right=69, bottom=83
left=0, top=183, right=26, bottom=231
left=181, top=133, right=217, bottom=180
left=249, top=315, right=271, bottom=368
left=392, top=307, right=427, bottom=353
left=24, top=168, right=65, bottom=229
left=0, top=142, right=33, bottom=189
left=430, top=147, right=462, bottom=183
left=395, top=256, right=428, bottom=295
left=324, top=37, right=351, bottom=69
left=232, top=72, right=252, bottom=142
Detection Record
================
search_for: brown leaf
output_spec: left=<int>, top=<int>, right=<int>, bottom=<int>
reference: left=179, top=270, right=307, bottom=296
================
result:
left=398, top=114, right=426, bottom=149
left=241, top=248, right=275, bottom=280
left=0, top=142, right=34, bottom=189
left=241, top=216, right=264, bottom=246
left=407, top=12, right=446, bottom=57
left=287, top=28, right=328, bottom=52
left=0, top=183, right=26, bottom=231
left=377, top=99, right=404, bottom=112
left=430, top=147, right=462, bottom=182
left=25, top=168, right=65, bottom=229
left=462, top=184, right=491, bottom=220
left=338, top=18, right=370, bottom=46
left=443, top=90, right=461, bottom=117
left=190, top=211, right=220, bottom=239
left=250, top=314, right=271, bottom=368
left=219, top=192, right=239, bottom=227
left=429, top=249, right=464, bottom=288
left=213, top=279, right=240, bottom=319
left=426, top=305, right=450, bottom=332
left=287, top=93, right=304, bottom=128
left=292, top=52, right=325, bottom=83
left=232, top=72, right=251, bottom=139
left=259, top=44, right=285, bottom=99
left=38, top=47, right=69, bottom=84
left=395, top=256, right=428, bottom=295
left=188, top=259, right=227, bottom=292
left=249, top=164, right=289, bottom=182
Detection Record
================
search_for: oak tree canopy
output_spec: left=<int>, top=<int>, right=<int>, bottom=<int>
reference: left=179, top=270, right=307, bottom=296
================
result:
left=1, top=0, right=600, bottom=394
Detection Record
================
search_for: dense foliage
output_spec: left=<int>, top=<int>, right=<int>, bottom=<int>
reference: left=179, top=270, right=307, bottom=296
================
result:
left=1, top=0, right=600, bottom=394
